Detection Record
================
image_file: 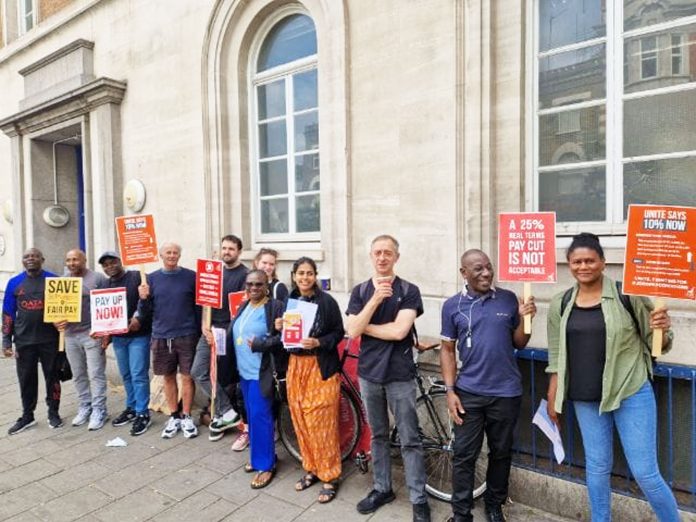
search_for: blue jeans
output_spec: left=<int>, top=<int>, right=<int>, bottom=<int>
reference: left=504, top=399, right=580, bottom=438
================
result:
left=573, top=381, right=679, bottom=522
left=112, top=335, right=151, bottom=415
left=359, top=378, right=427, bottom=505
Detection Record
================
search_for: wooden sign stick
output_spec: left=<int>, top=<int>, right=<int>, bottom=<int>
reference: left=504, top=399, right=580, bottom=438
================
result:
left=652, top=297, right=665, bottom=358
left=523, top=282, right=532, bottom=334
left=58, top=330, right=65, bottom=352
left=203, top=306, right=216, bottom=420
left=139, top=265, right=147, bottom=286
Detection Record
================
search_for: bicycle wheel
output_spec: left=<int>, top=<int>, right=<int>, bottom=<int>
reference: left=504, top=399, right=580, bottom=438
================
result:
left=415, top=391, right=487, bottom=502
left=277, top=386, right=361, bottom=464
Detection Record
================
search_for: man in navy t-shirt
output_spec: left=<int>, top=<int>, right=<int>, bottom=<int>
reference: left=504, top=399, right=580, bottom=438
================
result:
left=2, top=248, right=61, bottom=434
left=139, top=242, right=201, bottom=440
left=440, top=250, right=536, bottom=522
left=346, top=235, right=430, bottom=522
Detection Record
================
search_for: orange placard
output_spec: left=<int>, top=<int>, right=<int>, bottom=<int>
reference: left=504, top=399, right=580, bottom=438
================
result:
left=196, top=259, right=223, bottom=308
left=115, top=214, right=159, bottom=266
left=623, top=204, right=696, bottom=300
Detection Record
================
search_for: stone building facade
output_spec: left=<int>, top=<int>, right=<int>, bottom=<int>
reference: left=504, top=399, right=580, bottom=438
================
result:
left=0, top=0, right=694, bottom=361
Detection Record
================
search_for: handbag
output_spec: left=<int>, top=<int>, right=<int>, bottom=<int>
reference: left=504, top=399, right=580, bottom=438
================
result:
left=55, top=351, right=73, bottom=382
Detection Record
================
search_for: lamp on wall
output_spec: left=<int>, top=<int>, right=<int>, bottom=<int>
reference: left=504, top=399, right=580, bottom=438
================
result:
left=2, top=200, right=12, bottom=224
left=124, top=179, right=146, bottom=212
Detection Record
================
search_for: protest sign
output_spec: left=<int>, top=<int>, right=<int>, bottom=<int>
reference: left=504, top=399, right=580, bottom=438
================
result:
left=115, top=214, right=159, bottom=284
left=44, top=277, right=82, bottom=352
left=623, top=204, right=696, bottom=356
left=44, top=277, right=82, bottom=322
left=498, top=212, right=557, bottom=283
left=228, top=291, right=248, bottom=319
left=196, top=259, right=223, bottom=308
left=498, top=212, right=557, bottom=333
left=282, top=311, right=303, bottom=349
left=90, top=287, right=128, bottom=336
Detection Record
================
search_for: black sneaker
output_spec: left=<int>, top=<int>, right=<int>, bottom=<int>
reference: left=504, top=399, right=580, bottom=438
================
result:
left=8, top=416, right=36, bottom=435
left=112, top=408, right=136, bottom=427
left=485, top=505, right=507, bottom=522
left=48, top=412, right=63, bottom=429
left=356, top=489, right=396, bottom=514
left=130, top=414, right=152, bottom=436
left=413, top=502, right=431, bottom=522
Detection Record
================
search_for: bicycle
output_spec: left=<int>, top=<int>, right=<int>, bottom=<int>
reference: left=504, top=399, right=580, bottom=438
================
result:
left=277, top=337, right=488, bottom=502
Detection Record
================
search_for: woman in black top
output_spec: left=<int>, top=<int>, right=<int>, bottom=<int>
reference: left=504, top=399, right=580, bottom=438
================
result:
left=281, top=257, right=344, bottom=503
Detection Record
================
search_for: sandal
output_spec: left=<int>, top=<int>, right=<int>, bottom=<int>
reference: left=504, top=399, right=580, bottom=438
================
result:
left=317, top=482, right=338, bottom=504
left=295, top=473, right=319, bottom=491
left=244, top=463, right=255, bottom=473
left=250, top=468, right=276, bottom=489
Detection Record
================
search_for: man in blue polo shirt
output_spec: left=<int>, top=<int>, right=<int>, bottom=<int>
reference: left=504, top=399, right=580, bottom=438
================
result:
left=440, top=249, right=536, bottom=522
left=347, top=234, right=430, bottom=522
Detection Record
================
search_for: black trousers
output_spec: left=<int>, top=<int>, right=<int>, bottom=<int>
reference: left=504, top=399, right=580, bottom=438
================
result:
left=15, top=342, right=61, bottom=419
left=451, top=390, right=521, bottom=521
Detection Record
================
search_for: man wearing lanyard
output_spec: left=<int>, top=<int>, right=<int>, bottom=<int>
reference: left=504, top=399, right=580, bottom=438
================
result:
left=439, top=249, right=536, bottom=522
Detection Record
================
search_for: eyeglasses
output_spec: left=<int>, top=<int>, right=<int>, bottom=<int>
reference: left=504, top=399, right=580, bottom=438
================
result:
left=245, top=282, right=265, bottom=288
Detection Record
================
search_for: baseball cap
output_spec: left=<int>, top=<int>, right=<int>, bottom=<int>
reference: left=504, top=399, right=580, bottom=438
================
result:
left=98, top=250, right=121, bottom=264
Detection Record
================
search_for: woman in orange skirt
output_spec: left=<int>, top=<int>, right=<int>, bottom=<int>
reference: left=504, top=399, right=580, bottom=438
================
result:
left=284, top=256, right=344, bottom=503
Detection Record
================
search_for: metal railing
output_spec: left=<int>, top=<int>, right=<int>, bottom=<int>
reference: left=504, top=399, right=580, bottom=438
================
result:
left=514, top=348, right=696, bottom=512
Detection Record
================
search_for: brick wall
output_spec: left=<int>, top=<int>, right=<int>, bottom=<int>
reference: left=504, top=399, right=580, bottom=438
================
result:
left=38, top=0, right=74, bottom=22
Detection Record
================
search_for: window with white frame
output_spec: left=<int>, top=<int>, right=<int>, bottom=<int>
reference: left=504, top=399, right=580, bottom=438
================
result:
left=251, top=13, right=319, bottom=240
left=18, top=0, right=35, bottom=34
left=533, top=1, right=696, bottom=229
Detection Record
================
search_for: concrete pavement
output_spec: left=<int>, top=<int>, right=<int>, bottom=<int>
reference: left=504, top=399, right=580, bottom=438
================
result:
left=0, top=357, right=572, bottom=521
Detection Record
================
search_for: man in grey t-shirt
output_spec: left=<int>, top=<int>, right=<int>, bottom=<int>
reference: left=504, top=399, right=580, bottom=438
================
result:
left=56, top=249, right=108, bottom=430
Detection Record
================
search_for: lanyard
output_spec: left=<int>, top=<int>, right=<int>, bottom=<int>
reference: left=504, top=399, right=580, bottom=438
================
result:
left=456, top=291, right=482, bottom=349
left=235, top=302, right=265, bottom=346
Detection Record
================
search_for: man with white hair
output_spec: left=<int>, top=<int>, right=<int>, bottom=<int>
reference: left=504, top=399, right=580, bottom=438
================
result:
left=139, top=242, right=201, bottom=439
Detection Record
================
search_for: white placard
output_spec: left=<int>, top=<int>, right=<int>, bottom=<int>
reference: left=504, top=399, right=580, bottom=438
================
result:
left=90, top=287, right=128, bottom=336
left=532, top=399, right=565, bottom=465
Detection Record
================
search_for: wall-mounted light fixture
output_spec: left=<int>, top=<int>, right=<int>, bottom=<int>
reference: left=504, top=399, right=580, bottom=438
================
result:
left=124, top=179, right=146, bottom=212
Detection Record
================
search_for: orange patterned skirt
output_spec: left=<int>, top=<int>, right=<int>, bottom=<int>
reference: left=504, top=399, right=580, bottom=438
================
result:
left=287, top=354, right=341, bottom=482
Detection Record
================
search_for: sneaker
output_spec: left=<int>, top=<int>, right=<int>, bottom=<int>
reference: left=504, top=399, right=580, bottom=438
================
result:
left=231, top=430, right=250, bottom=451
left=8, top=416, right=36, bottom=435
left=208, top=429, right=224, bottom=442
left=112, top=408, right=136, bottom=427
left=48, top=412, right=63, bottom=429
left=88, top=409, right=109, bottom=431
left=181, top=415, right=198, bottom=439
left=485, top=506, right=507, bottom=522
left=161, top=416, right=181, bottom=439
left=356, top=489, right=396, bottom=514
left=130, top=414, right=152, bottom=436
left=209, top=411, right=241, bottom=433
left=413, top=501, right=431, bottom=522
left=72, top=406, right=92, bottom=427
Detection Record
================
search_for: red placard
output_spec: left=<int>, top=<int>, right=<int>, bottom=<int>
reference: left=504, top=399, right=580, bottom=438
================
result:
left=115, top=214, right=159, bottom=266
left=623, top=204, right=696, bottom=300
left=228, top=291, right=248, bottom=319
left=498, top=212, right=557, bottom=283
left=282, top=311, right=303, bottom=348
left=196, top=259, right=223, bottom=308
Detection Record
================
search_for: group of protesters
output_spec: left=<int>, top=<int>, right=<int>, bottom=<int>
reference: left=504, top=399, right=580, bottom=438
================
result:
left=1, top=231, right=681, bottom=522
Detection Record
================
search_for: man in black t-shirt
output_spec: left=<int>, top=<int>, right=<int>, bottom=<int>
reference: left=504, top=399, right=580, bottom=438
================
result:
left=2, top=248, right=61, bottom=434
left=191, top=235, right=247, bottom=440
left=346, top=235, right=430, bottom=522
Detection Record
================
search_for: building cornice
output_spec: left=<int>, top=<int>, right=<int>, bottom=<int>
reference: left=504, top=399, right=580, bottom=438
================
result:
left=0, top=77, right=126, bottom=137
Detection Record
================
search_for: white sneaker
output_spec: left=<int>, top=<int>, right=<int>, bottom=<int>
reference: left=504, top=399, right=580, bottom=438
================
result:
left=181, top=415, right=198, bottom=439
left=161, top=416, right=181, bottom=439
left=88, top=409, right=109, bottom=431
left=72, top=406, right=92, bottom=427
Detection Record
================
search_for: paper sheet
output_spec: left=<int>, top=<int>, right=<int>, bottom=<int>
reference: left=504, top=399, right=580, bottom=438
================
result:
left=212, top=326, right=226, bottom=356
left=532, top=399, right=565, bottom=464
left=286, top=298, right=318, bottom=339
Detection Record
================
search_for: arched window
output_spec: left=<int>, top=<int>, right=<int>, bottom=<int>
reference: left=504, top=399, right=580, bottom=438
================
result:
left=252, top=13, right=319, bottom=239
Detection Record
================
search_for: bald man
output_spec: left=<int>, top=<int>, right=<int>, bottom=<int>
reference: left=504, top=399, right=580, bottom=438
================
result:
left=57, top=249, right=108, bottom=430
left=3, top=248, right=62, bottom=435
left=138, top=243, right=201, bottom=440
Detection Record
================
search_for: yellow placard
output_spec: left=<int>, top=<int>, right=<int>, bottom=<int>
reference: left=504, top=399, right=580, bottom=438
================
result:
left=44, top=277, right=83, bottom=322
